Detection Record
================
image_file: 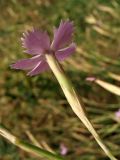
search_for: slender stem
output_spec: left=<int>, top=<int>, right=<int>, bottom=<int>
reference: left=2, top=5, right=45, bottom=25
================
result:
left=0, top=124, right=65, bottom=160
left=45, top=54, right=117, bottom=160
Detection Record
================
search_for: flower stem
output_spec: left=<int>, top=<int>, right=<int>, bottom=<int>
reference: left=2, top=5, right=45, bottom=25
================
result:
left=0, top=124, right=65, bottom=160
left=45, top=54, right=117, bottom=160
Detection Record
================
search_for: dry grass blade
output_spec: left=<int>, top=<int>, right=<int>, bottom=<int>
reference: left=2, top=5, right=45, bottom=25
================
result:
left=95, top=79, right=120, bottom=96
left=108, top=73, right=120, bottom=81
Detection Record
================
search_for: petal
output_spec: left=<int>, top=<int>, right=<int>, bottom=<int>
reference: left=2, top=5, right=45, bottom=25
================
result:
left=22, top=29, right=50, bottom=55
left=55, top=43, right=76, bottom=61
left=51, top=20, right=74, bottom=50
left=11, top=55, right=43, bottom=70
left=27, top=61, right=49, bottom=76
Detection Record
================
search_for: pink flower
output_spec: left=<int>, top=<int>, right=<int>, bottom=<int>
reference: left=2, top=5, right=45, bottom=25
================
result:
left=11, top=20, right=76, bottom=76
left=86, top=77, right=96, bottom=82
left=60, top=143, right=68, bottom=156
left=115, top=109, right=120, bottom=119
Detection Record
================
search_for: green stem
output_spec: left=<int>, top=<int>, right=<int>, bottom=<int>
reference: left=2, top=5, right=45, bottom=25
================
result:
left=0, top=124, right=65, bottom=160
left=45, top=54, right=117, bottom=160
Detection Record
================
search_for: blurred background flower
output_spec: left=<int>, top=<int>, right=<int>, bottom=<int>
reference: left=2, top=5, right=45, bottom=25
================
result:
left=115, top=109, right=120, bottom=119
left=60, top=143, right=68, bottom=156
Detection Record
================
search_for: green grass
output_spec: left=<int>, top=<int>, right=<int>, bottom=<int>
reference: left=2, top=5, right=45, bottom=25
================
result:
left=0, top=0, right=120, bottom=159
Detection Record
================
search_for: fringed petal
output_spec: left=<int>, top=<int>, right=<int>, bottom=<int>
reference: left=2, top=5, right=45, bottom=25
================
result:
left=27, top=61, right=49, bottom=76
left=51, top=20, right=74, bottom=50
left=55, top=43, right=76, bottom=61
left=22, top=29, right=50, bottom=55
left=11, top=55, right=43, bottom=70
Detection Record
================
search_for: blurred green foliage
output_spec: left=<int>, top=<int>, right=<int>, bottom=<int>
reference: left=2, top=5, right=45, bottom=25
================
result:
left=0, top=0, right=120, bottom=159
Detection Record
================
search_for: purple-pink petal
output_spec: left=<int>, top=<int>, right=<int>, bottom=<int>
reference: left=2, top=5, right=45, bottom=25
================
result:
left=55, top=43, right=76, bottom=61
left=27, top=61, right=49, bottom=76
left=22, top=29, right=50, bottom=55
left=51, top=20, right=74, bottom=50
left=11, top=55, right=43, bottom=70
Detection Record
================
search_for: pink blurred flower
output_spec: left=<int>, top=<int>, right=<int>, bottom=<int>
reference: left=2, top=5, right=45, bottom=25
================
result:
left=60, top=143, right=68, bottom=156
left=115, top=109, right=120, bottom=119
left=86, top=77, right=96, bottom=82
left=11, top=20, right=76, bottom=76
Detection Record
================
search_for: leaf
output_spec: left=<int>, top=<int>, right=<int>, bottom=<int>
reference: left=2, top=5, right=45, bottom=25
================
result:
left=95, top=79, right=120, bottom=96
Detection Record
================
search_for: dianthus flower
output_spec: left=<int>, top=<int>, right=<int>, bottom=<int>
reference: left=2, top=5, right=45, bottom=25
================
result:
left=11, top=20, right=76, bottom=76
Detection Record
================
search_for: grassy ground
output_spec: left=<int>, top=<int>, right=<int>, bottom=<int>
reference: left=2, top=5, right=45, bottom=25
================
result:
left=0, top=0, right=120, bottom=159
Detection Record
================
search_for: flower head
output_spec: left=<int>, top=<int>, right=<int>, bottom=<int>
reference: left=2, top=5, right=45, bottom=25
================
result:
left=115, top=109, right=120, bottom=119
left=11, top=20, right=76, bottom=76
left=60, top=143, right=68, bottom=156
